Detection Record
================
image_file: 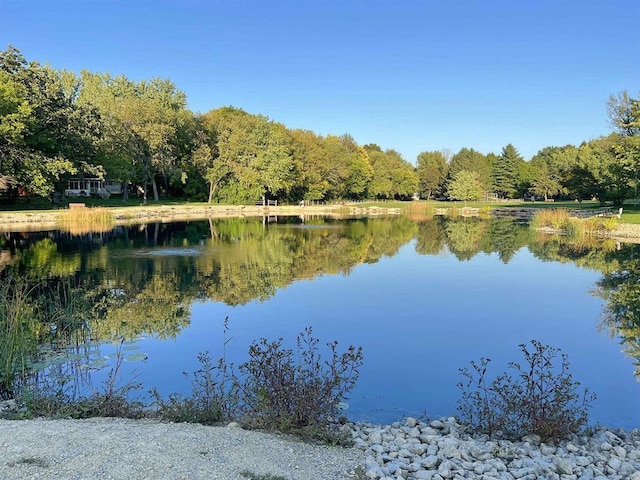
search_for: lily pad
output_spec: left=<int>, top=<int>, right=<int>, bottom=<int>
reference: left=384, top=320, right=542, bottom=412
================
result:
left=124, top=352, right=148, bottom=362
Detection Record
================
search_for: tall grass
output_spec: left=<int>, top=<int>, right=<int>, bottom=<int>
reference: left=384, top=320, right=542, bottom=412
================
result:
left=530, top=208, right=571, bottom=230
left=404, top=202, right=434, bottom=221
left=57, top=207, right=116, bottom=235
left=531, top=209, right=619, bottom=240
left=0, top=277, right=37, bottom=399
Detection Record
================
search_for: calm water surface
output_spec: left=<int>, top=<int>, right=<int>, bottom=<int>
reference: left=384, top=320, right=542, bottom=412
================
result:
left=2, top=216, right=639, bottom=428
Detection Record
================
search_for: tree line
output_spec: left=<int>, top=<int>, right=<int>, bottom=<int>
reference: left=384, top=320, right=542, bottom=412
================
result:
left=1, top=46, right=638, bottom=205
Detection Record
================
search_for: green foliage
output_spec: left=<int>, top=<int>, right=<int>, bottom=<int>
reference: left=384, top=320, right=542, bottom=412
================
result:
left=0, top=277, right=37, bottom=397
left=416, top=150, right=448, bottom=199
left=457, top=340, right=595, bottom=442
left=446, top=148, right=491, bottom=197
left=365, top=145, right=417, bottom=200
left=531, top=164, right=564, bottom=201
left=492, top=144, right=524, bottom=199
left=447, top=169, right=484, bottom=204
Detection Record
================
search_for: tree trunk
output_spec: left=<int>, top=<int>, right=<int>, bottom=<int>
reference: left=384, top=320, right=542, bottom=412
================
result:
left=122, top=180, right=130, bottom=204
left=142, top=174, right=148, bottom=205
left=152, top=177, right=159, bottom=202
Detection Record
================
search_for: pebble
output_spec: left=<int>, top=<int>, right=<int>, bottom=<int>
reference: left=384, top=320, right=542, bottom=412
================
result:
left=348, top=417, right=640, bottom=480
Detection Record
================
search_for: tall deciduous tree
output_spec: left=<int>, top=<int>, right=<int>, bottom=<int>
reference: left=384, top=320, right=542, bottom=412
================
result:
left=77, top=72, right=190, bottom=203
left=416, top=150, right=448, bottom=199
left=204, top=107, right=298, bottom=204
left=365, top=145, right=417, bottom=199
left=446, top=148, right=490, bottom=198
left=531, top=164, right=563, bottom=201
left=608, top=88, right=640, bottom=205
left=0, top=46, right=102, bottom=198
left=448, top=169, right=484, bottom=205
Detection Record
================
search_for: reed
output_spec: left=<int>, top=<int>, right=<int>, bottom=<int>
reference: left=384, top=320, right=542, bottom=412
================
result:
left=585, top=216, right=619, bottom=232
left=564, top=218, right=587, bottom=241
left=530, top=208, right=570, bottom=230
left=57, top=207, right=116, bottom=235
left=404, top=202, right=434, bottom=221
left=0, top=277, right=37, bottom=398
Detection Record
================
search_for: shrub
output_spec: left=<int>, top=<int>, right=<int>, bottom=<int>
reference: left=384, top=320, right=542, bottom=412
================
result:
left=235, top=327, right=363, bottom=438
left=154, top=323, right=363, bottom=444
left=457, top=340, right=595, bottom=442
left=151, top=351, right=236, bottom=425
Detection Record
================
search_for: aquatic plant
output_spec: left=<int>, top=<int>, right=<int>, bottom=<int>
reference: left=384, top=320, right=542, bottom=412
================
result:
left=0, top=277, right=37, bottom=398
left=56, top=206, right=115, bottom=235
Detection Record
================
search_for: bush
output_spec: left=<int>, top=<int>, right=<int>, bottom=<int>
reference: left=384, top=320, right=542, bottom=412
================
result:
left=457, top=340, right=595, bottom=442
left=154, top=324, right=363, bottom=444
left=236, top=327, right=363, bottom=436
left=239, top=327, right=362, bottom=431
left=151, top=351, right=236, bottom=425
left=564, top=218, right=586, bottom=240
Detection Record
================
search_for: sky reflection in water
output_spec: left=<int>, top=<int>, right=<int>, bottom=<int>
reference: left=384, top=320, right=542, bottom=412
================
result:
left=122, top=238, right=638, bottom=429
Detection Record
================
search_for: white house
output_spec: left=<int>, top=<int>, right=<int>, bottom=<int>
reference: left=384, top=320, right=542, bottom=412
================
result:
left=64, top=178, right=122, bottom=199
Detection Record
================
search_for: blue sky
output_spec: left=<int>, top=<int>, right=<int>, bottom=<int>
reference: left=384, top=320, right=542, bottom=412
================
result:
left=1, top=0, right=638, bottom=162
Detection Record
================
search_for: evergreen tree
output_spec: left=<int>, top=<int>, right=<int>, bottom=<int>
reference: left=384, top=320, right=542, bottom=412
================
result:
left=492, top=144, right=523, bottom=199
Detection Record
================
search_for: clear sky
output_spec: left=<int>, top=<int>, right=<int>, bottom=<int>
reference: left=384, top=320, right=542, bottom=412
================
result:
left=1, top=0, right=638, bottom=162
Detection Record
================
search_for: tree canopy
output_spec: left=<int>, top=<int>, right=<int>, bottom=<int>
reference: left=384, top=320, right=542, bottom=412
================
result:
left=0, top=46, right=638, bottom=207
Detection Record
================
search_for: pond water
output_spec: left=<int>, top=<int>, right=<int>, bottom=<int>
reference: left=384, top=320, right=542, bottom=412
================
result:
left=2, top=215, right=639, bottom=428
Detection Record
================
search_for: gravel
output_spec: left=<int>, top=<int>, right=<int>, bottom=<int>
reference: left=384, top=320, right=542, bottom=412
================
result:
left=4, top=416, right=640, bottom=480
left=0, top=418, right=365, bottom=480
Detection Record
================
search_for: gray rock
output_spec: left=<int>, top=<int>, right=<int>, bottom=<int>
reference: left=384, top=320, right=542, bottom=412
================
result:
left=540, top=444, right=556, bottom=455
left=421, top=455, right=440, bottom=469
left=405, top=417, right=418, bottom=428
left=607, top=456, right=622, bottom=471
left=369, top=430, right=383, bottom=444
left=430, top=420, right=445, bottom=429
left=556, top=457, right=575, bottom=475
left=414, top=471, right=436, bottom=480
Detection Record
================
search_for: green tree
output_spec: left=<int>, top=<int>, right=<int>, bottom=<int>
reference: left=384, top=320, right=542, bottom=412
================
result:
left=607, top=90, right=640, bottom=137
left=416, top=150, right=448, bottom=199
left=607, top=89, right=640, bottom=205
left=342, top=135, right=373, bottom=199
left=532, top=164, right=563, bottom=201
left=77, top=72, right=190, bottom=203
left=366, top=145, right=417, bottom=199
left=492, top=144, right=523, bottom=199
left=204, top=107, right=298, bottom=204
left=0, top=46, right=102, bottom=198
left=448, top=169, right=484, bottom=205
left=446, top=148, right=490, bottom=198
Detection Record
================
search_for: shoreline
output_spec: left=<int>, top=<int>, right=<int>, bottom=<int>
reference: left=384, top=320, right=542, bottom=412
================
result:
left=0, top=204, right=402, bottom=232
left=2, top=203, right=640, bottom=243
left=1, top=416, right=639, bottom=479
